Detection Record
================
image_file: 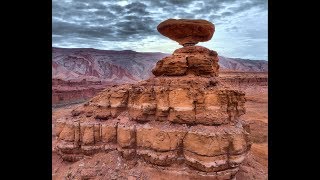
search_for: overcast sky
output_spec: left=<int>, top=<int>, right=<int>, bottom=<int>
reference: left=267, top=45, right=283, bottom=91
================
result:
left=52, top=0, right=268, bottom=60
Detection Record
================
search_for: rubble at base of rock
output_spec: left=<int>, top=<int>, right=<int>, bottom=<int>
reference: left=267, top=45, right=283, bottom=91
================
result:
left=54, top=18, right=251, bottom=179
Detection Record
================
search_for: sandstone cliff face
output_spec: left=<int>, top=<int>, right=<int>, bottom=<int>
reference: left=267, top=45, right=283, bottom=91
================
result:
left=152, top=46, right=219, bottom=77
left=219, top=72, right=268, bottom=86
left=55, top=67, right=250, bottom=179
left=70, top=76, right=245, bottom=125
left=54, top=19, right=251, bottom=179
left=52, top=79, right=106, bottom=106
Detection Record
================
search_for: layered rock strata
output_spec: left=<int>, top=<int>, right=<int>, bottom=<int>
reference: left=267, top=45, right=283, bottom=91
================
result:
left=152, top=46, right=219, bottom=77
left=54, top=19, right=251, bottom=179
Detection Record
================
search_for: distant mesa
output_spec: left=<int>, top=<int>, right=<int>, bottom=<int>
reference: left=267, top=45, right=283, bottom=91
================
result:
left=157, top=19, right=215, bottom=46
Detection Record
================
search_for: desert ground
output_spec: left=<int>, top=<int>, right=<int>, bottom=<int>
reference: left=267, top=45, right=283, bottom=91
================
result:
left=52, top=72, right=268, bottom=180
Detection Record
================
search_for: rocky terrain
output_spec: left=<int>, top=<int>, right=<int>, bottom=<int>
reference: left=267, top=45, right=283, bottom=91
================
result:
left=51, top=18, right=269, bottom=180
left=52, top=79, right=106, bottom=106
left=219, top=57, right=267, bottom=72
left=52, top=71, right=268, bottom=179
left=52, top=47, right=267, bottom=106
left=52, top=48, right=165, bottom=82
left=52, top=47, right=166, bottom=105
left=53, top=47, right=267, bottom=83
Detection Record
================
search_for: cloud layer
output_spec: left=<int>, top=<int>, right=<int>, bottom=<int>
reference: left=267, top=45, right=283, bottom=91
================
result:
left=52, top=0, right=268, bottom=60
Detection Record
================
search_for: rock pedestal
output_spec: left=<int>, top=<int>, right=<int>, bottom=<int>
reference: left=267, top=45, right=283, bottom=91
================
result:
left=54, top=19, right=251, bottom=179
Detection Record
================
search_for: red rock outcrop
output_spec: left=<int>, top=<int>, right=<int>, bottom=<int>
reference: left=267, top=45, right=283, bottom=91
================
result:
left=157, top=19, right=215, bottom=46
left=52, top=79, right=106, bottom=106
left=54, top=19, right=251, bottom=179
left=152, top=46, right=219, bottom=77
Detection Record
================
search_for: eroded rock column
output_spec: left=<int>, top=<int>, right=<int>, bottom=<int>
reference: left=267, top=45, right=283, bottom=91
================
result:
left=54, top=18, right=251, bottom=179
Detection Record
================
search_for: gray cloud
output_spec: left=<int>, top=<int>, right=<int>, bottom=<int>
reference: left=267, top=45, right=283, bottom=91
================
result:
left=148, top=0, right=194, bottom=8
left=52, top=0, right=268, bottom=60
left=125, top=2, right=149, bottom=15
left=229, top=0, right=267, bottom=14
left=108, top=5, right=124, bottom=14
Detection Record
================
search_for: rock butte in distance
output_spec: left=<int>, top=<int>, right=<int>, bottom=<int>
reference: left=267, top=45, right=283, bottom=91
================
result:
left=54, top=19, right=251, bottom=180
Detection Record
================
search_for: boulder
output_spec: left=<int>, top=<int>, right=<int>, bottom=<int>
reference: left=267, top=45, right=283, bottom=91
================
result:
left=157, top=19, right=215, bottom=46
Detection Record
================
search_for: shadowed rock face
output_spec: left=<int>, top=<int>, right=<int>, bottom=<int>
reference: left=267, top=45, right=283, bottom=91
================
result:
left=157, top=19, right=215, bottom=46
left=54, top=19, right=251, bottom=179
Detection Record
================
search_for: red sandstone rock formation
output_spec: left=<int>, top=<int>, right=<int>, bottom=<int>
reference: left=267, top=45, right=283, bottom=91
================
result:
left=152, top=46, right=219, bottom=77
left=52, top=79, right=107, bottom=106
left=54, top=19, right=251, bottom=179
left=157, top=19, right=215, bottom=46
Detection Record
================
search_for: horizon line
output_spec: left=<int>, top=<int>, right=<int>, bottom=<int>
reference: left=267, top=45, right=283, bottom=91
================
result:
left=52, top=46, right=268, bottom=61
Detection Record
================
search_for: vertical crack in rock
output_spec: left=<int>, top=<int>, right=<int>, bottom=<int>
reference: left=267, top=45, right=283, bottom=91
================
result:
left=193, top=100, right=197, bottom=124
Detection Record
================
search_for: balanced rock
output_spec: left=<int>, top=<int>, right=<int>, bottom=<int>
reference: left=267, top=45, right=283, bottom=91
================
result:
left=157, top=19, right=215, bottom=46
left=54, top=19, right=250, bottom=180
